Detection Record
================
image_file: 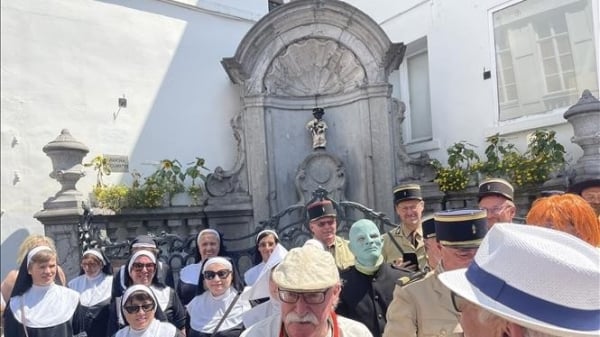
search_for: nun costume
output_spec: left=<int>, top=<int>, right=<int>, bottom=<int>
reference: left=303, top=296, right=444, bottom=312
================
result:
left=68, top=248, right=114, bottom=337
left=4, top=246, right=84, bottom=337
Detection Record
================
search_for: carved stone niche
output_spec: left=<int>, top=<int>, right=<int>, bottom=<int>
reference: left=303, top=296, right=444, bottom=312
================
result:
left=264, top=38, right=366, bottom=97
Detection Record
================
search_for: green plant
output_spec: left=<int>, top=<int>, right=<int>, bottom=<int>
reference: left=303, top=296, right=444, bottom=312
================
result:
left=431, top=141, right=481, bottom=192
left=480, top=130, right=565, bottom=187
left=185, top=157, right=209, bottom=205
left=84, top=155, right=111, bottom=187
left=432, top=130, right=566, bottom=193
left=93, top=184, right=129, bottom=212
left=146, top=159, right=186, bottom=206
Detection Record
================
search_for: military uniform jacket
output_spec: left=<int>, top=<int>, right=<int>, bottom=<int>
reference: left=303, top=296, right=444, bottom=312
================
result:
left=383, top=266, right=462, bottom=337
left=381, top=225, right=427, bottom=271
left=328, top=235, right=355, bottom=270
left=337, top=264, right=411, bottom=337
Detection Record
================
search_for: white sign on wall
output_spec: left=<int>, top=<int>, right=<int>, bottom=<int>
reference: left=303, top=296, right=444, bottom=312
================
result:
left=104, top=154, right=129, bottom=172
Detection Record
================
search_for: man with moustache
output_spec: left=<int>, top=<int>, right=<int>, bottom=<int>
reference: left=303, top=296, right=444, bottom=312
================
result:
left=240, top=245, right=372, bottom=337
left=305, top=199, right=355, bottom=270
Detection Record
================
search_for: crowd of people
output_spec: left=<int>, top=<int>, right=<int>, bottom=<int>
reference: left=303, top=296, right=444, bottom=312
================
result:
left=1, top=177, right=599, bottom=337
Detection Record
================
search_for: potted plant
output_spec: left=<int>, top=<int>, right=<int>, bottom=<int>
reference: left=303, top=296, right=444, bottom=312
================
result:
left=185, top=157, right=210, bottom=206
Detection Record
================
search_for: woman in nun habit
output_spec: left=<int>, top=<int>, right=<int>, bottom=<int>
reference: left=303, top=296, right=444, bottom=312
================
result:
left=106, top=249, right=186, bottom=336
left=3, top=245, right=84, bottom=337
left=113, top=284, right=183, bottom=337
left=68, top=248, right=113, bottom=337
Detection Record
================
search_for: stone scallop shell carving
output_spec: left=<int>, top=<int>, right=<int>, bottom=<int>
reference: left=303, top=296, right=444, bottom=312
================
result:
left=264, top=38, right=366, bottom=96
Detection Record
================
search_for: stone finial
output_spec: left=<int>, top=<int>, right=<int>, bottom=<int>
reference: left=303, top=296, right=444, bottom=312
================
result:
left=563, top=90, right=600, bottom=119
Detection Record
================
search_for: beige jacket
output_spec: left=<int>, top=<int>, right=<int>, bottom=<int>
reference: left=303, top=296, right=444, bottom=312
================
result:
left=381, top=225, right=427, bottom=271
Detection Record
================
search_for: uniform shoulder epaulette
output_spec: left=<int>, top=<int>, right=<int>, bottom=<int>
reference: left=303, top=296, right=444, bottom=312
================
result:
left=395, top=269, right=429, bottom=287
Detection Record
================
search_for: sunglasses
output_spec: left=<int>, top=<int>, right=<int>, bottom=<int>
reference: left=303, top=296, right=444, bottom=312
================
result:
left=131, top=262, right=156, bottom=272
left=278, top=289, right=329, bottom=304
left=203, top=269, right=232, bottom=280
left=124, top=303, right=155, bottom=314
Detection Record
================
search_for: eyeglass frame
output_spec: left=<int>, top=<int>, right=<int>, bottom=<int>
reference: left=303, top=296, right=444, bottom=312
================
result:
left=123, top=302, right=155, bottom=314
left=131, top=262, right=156, bottom=272
left=480, top=203, right=510, bottom=216
left=278, top=288, right=330, bottom=304
left=203, top=269, right=232, bottom=280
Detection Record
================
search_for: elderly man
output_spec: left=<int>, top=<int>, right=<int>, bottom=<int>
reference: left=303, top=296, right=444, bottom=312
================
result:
left=478, top=178, right=517, bottom=228
left=240, top=245, right=373, bottom=337
left=439, top=223, right=600, bottom=337
left=336, top=219, right=411, bottom=337
left=569, top=178, right=600, bottom=216
left=383, top=209, right=488, bottom=337
left=381, top=184, right=427, bottom=270
left=306, top=199, right=355, bottom=270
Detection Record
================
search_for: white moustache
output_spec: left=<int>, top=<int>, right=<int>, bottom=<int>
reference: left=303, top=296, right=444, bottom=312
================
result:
left=284, top=312, right=319, bottom=325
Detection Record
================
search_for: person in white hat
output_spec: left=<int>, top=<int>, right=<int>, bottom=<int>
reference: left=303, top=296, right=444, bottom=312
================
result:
left=240, top=245, right=373, bottom=337
left=439, top=223, right=600, bottom=337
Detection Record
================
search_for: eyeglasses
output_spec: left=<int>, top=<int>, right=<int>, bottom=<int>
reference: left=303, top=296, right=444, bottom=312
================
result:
left=204, top=269, right=232, bottom=280
left=480, top=204, right=508, bottom=215
left=124, top=303, right=155, bottom=314
left=81, top=262, right=100, bottom=268
left=131, top=262, right=156, bottom=272
left=278, top=289, right=329, bottom=304
left=451, top=291, right=467, bottom=313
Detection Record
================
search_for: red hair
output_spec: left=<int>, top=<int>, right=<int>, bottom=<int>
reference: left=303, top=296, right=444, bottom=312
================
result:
left=526, top=194, right=600, bottom=246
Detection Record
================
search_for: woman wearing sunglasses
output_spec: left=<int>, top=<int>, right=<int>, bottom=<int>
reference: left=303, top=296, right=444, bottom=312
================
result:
left=68, top=248, right=113, bottom=337
left=187, top=256, right=251, bottom=337
left=114, top=284, right=183, bottom=337
left=107, top=250, right=186, bottom=336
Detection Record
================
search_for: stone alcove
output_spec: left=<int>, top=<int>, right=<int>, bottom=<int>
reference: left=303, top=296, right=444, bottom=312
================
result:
left=211, top=0, right=410, bottom=222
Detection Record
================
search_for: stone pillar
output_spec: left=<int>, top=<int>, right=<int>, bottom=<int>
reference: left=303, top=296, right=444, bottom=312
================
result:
left=563, top=90, right=600, bottom=186
left=34, top=129, right=89, bottom=280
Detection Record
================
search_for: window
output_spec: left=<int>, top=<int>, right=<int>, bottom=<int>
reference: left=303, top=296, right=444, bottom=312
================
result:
left=492, top=0, right=598, bottom=121
left=398, top=37, right=433, bottom=147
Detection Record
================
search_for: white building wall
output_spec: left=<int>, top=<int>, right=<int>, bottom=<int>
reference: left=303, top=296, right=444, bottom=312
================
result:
left=1, top=0, right=597, bottom=278
left=0, top=0, right=266, bottom=278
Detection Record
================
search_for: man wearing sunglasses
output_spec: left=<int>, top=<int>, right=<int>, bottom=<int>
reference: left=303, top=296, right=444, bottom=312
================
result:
left=478, top=178, right=517, bottom=228
left=240, top=245, right=373, bottom=337
left=306, top=199, right=355, bottom=270
left=384, top=209, right=488, bottom=337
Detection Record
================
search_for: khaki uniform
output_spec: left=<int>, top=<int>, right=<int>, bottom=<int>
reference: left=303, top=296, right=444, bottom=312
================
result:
left=381, top=226, right=427, bottom=271
left=383, top=266, right=463, bottom=337
left=327, top=235, right=355, bottom=270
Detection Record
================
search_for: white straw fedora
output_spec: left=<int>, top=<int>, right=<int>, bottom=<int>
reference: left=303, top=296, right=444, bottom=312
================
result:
left=439, top=223, right=600, bottom=337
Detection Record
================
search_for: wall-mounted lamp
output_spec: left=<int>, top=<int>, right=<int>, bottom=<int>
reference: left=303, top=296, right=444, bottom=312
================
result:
left=114, top=95, right=127, bottom=120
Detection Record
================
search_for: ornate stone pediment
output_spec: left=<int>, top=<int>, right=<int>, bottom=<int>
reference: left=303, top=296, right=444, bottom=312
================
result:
left=264, top=38, right=366, bottom=97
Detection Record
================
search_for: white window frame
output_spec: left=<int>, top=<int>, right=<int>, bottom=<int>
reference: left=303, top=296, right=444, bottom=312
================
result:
left=485, top=0, right=600, bottom=137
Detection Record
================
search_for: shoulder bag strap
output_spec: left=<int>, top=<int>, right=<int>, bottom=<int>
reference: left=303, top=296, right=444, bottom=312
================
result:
left=386, top=230, right=405, bottom=256
left=210, top=292, right=241, bottom=337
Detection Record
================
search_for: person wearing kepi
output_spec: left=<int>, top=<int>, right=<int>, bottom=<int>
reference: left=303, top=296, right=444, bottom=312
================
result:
left=383, top=209, right=488, bottom=337
left=306, top=199, right=355, bottom=270
left=68, top=248, right=114, bottom=337
left=381, top=184, right=427, bottom=271
left=420, top=216, right=441, bottom=272
left=478, top=178, right=516, bottom=228
left=240, top=244, right=373, bottom=337
left=336, top=219, right=412, bottom=337
left=439, top=223, right=600, bottom=337
left=4, top=245, right=84, bottom=337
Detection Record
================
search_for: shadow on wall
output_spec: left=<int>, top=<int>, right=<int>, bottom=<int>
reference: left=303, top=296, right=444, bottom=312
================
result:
left=0, top=228, right=30, bottom=281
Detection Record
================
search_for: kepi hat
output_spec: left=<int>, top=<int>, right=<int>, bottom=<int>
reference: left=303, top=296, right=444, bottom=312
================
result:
left=439, top=223, right=600, bottom=337
left=393, top=183, right=422, bottom=205
left=272, top=245, right=339, bottom=291
left=434, top=209, right=488, bottom=248
left=478, top=178, right=514, bottom=202
left=307, top=200, right=337, bottom=222
left=421, top=215, right=436, bottom=239
left=568, top=178, right=600, bottom=196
